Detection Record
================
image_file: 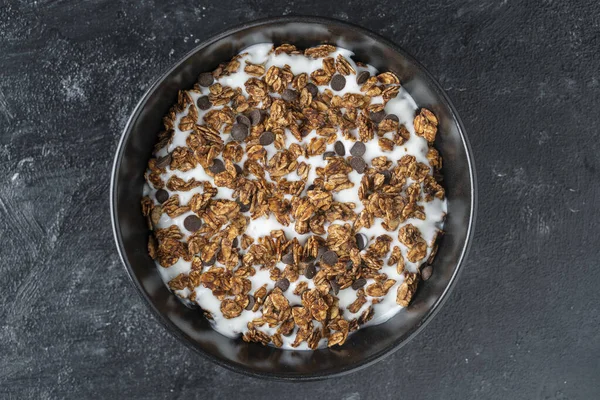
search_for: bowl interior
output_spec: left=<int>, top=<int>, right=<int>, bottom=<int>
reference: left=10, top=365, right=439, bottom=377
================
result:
left=111, top=17, right=475, bottom=379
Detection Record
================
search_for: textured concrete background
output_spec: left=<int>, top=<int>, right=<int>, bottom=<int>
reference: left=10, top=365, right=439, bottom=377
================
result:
left=1, top=1, right=599, bottom=399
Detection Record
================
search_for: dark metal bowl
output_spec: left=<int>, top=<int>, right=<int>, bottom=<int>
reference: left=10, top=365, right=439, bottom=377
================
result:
left=110, top=16, right=476, bottom=380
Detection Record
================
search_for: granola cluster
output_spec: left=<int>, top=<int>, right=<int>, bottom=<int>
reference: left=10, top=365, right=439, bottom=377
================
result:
left=142, top=43, right=446, bottom=349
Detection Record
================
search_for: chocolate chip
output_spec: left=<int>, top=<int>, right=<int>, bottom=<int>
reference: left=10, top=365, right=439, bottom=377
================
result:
left=330, top=74, right=346, bottom=91
left=345, top=260, right=354, bottom=270
left=350, top=141, right=366, bottom=157
left=370, top=110, right=386, bottom=123
left=307, top=184, right=315, bottom=191
left=249, top=109, right=264, bottom=126
left=282, top=252, right=295, bottom=265
left=322, top=250, right=338, bottom=265
left=275, top=278, right=290, bottom=292
left=303, top=255, right=316, bottom=263
left=202, top=254, right=217, bottom=267
left=232, top=238, right=238, bottom=248
left=323, top=151, right=336, bottom=159
left=236, top=114, right=251, bottom=127
left=155, top=189, right=169, bottom=204
left=305, top=83, right=318, bottom=97
left=355, top=233, right=368, bottom=250
left=300, top=129, right=311, bottom=137
left=155, top=154, right=171, bottom=169
left=421, top=264, right=433, bottom=281
left=351, top=278, right=367, bottom=290
left=245, top=295, right=255, bottom=310
left=198, top=72, right=214, bottom=87
left=197, top=96, right=211, bottom=110
left=350, top=156, right=367, bottom=173
left=304, top=263, right=316, bottom=279
left=282, top=89, right=298, bottom=102
left=381, top=170, right=392, bottom=184
left=385, top=114, right=399, bottom=122
left=184, top=215, right=202, bottom=232
left=234, top=164, right=243, bottom=176
left=329, top=279, right=340, bottom=295
left=238, top=201, right=250, bottom=213
left=356, top=71, right=370, bottom=85
left=259, top=131, right=275, bottom=146
left=231, top=123, right=248, bottom=142
left=209, top=159, right=225, bottom=174
left=334, top=141, right=345, bottom=156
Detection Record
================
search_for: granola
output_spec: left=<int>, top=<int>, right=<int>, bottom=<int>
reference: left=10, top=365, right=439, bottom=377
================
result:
left=142, top=43, right=447, bottom=350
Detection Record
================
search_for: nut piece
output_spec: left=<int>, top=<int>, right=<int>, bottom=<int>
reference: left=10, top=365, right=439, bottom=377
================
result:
left=414, top=108, right=438, bottom=142
left=396, top=272, right=419, bottom=307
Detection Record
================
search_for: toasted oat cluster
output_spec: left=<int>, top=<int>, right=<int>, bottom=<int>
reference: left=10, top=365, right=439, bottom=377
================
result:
left=141, top=43, right=446, bottom=350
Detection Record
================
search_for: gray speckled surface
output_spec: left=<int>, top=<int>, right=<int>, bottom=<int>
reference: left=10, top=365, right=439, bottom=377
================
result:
left=1, top=1, right=599, bottom=399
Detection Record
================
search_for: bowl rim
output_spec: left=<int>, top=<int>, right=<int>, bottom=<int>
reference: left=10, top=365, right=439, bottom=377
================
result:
left=110, top=15, right=477, bottom=381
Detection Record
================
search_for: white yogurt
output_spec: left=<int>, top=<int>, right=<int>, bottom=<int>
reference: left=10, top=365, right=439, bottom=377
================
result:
left=143, top=43, right=447, bottom=349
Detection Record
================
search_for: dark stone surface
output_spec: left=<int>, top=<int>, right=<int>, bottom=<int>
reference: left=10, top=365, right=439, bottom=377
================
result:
left=1, top=1, right=599, bottom=398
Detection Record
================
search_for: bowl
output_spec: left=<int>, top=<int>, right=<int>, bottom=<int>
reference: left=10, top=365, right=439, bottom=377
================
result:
left=110, top=16, right=476, bottom=380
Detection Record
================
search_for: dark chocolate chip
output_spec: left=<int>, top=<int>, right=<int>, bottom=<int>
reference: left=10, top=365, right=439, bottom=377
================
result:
left=356, top=71, right=370, bottom=85
left=370, top=110, right=386, bottom=123
left=250, top=109, right=264, bottom=126
left=352, top=278, right=367, bottom=290
left=305, top=83, right=319, bottom=97
left=231, top=123, right=248, bottom=142
left=345, top=260, right=354, bottom=270
left=184, top=215, right=202, bottom=232
left=155, top=189, right=169, bottom=204
left=385, top=114, right=399, bottom=122
left=421, top=264, right=433, bottom=281
left=236, top=114, right=251, bottom=127
left=381, top=170, right=392, bottom=184
left=334, top=141, right=345, bottom=156
left=282, top=88, right=298, bottom=102
left=304, top=263, right=316, bottom=279
left=275, top=278, right=290, bottom=292
left=232, top=238, right=238, bottom=248
left=238, top=201, right=251, bottom=213
left=323, top=151, right=336, bottom=159
left=322, top=250, right=339, bottom=265
left=209, top=159, right=225, bottom=174
left=307, top=184, right=315, bottom=191
left=202, top=254, right=217, bottom=267
left=355, top=233, right=368, bottom=250
left=350, top=156, right=367, bottom=173
left=198, top=72, right=214, bottom=87
left=330, top=74, right=346, bottom=91
left=329, top=279, right=340, bottom=295
left=197, top=96, right=211, bottom=110
left=245, top=295, right=255, bottom=310
left=234, top=164, right=243, bottom=176
left=259, top=131, right=275, bottom=146
left=155, top=154, right=171, bottom=169
left=350, top=141, right=366, bottom=157
left=282, top=252, right=295, bottom=265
